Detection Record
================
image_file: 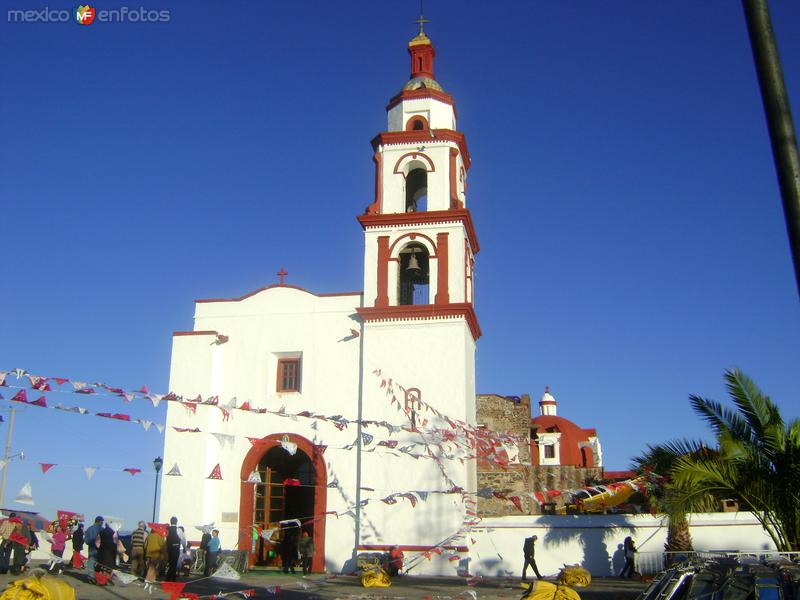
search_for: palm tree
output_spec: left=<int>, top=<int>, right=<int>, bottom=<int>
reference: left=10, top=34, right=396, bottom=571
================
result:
left=636, top=369, right=800, bottom=552
left=632, top=441, right=718, bottom=558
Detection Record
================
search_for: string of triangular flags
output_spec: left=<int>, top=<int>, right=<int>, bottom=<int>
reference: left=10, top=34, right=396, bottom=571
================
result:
left=0, top=368, right=525, bottom=454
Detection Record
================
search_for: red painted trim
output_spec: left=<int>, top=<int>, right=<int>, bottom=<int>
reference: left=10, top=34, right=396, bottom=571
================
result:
left=172, top=330, right=219, bottom=337
left=357, top=544, right=469, bottom=553
left=238, top=434, right=327, bottom=573
left=372, top=130, right=470, bottom=171
left=375, top=236, right=390, bottom=308
left=358, top=209, right=479, bottom=254
left=392, top=152, right=435, bottom=175
left=357, top=303, right=481, bottom=341
left=448, top=147, right=463, bottom=209
left=435, top=232, right=449, bottom=305
left=388, top=232, right=437, bottom=258
left=386, top=89, right=458, bottom=119
left=405, top=115, right=429, bottom=131
left=196, top=284, right=361, bottom=304
left=366, top=151, right=382, bottom=215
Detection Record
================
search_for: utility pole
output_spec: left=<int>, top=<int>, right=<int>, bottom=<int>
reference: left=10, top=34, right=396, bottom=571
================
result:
left=742, top=0, right=800, bottom=299
left=0, top=407, right=17, bottom=507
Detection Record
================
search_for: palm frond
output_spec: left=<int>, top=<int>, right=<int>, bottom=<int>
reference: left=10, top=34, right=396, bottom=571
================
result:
left=724, top=368, right=782, bottom=440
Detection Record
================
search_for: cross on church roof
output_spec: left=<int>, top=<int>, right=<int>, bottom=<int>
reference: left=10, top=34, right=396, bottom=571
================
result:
left=415, top=14, right=430, bottom=35
left=277, top=267, right=288, bottom=285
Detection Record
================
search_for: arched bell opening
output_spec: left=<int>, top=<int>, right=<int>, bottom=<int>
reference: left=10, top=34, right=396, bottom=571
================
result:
left=405, top=168, right=428, bottom=213
left=398, top=242, right=430, bottom=305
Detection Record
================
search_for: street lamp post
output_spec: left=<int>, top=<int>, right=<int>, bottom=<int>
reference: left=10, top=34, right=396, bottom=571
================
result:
left=152, top=456, right=163, bottom=522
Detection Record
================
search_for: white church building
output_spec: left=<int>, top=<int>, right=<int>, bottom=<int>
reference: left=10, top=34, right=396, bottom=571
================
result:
left=159, top=25, right=481, bottom=575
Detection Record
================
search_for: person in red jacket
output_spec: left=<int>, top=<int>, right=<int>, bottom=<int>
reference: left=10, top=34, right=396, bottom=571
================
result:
left=388, top=546, right=404, bottom=576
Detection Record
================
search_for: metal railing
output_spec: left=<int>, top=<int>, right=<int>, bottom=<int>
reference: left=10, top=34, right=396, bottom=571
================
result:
left=633, top=550, right=800, bottom=576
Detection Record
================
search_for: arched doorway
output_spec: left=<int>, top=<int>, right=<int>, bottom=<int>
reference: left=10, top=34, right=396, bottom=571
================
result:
left=239, top=434, right=327, bottom=572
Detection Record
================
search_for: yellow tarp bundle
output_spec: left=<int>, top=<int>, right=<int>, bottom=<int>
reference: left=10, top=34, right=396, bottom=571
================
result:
left=520, top=580, right=581, bottom=600
left=0, top=574, right=75, bottom=600
left=360, top=569, right=391, bottom=588
left=558, top=564, right=592, bottom=587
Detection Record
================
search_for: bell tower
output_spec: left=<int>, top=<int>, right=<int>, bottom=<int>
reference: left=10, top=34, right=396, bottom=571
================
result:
left=358, top=24, right=480, bottom=340
left=357, top=23, right=480, bottom=435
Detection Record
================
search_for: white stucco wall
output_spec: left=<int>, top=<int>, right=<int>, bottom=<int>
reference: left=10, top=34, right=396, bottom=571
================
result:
left=467, top=513, right=779, bottom=578
left=387, top=97, right=456, bottom=132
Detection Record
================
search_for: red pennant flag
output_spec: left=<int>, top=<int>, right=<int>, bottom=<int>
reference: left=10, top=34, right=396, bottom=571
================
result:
left=182, top=402, right=198, bottom=414
left=160, top=581, right=186, bottom=600
left=218, top=407, right=230, bottom=421
left=53, top=378, right=69, bottom=386
left=448, top=555, right=460, bottom=562
left=173, top=427, right=200, bottom=433
left=136, top=385, right=149, bottom=394
left=207, top=464, right=222, bottom=480
left=40, top=463, right=56, bottom=474
left=239, top=401, right=251, bottom=411
left=123, top=468, right=142, bottom=476
left=9, top=532, right=29, bottom=545
left=30, top=396, right=47, bottom=408
left=314, top=444, right=327, bottom=455
left=509, top=495, right=524, bottom=512
left=97, top=412, right=131, bottom=421
left=75, top=387, right=95, bottom=394
left=10, top=390, right=27, bottom=403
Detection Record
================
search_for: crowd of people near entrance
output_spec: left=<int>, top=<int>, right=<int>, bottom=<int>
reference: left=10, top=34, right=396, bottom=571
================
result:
left=0, top=512, right=225, bottom=586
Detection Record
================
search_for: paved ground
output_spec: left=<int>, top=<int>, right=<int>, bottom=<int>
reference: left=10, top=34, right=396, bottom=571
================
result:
left=0, top=563, right=648, bottom=599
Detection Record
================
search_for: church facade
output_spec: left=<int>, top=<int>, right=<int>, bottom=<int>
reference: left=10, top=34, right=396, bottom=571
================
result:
left=159, top=26, right=480, bottom=575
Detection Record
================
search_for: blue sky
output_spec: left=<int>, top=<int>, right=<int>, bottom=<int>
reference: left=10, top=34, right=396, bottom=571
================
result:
left=2, top=1, right=799, bottom=529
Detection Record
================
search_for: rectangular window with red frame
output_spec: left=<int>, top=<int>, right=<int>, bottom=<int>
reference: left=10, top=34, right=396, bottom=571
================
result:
left=277, top=358, right=301, bottom=392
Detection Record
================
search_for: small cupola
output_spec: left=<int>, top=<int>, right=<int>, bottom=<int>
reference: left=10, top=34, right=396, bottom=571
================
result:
left=404, top=16, right=443, bottom=92
left=539, top=386, right=558, bottom=416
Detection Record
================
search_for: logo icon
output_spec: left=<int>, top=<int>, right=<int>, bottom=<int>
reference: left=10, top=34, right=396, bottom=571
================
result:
left=75, top=5, right=96, bottom=25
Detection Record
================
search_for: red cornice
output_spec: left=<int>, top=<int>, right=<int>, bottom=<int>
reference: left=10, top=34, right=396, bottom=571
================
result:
left=196, top=284, right=362, bottom=304
left=371, top=129, right=470, bottom=171
left=357, top=208, right=480, bottom=254
left=172, top=330, right=218, bottom=337
left=386, top=88, right=458, bottom=117
left=357, top=303, right=482, bottom=341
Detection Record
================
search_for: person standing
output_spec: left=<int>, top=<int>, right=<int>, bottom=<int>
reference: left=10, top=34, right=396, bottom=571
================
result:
left=130, top=522, right=147, bottom=577
left=522, top=534, right=542, bottom=581
left=71, top=523, right=85, bottom=569
left=281, top=523, right=300, bottom=574
left=97, top=523, right=117, bottom=577
left=198, top=528, right=211, bottom=574
left=165, top=517, right=181, bottom=581
left=620, top=537, right=636, bottom=578
left=84, top=516, right=104, bottom=583
left=11, top=521, right=31, bottom=575
left=50, top=526, right=68, bottom=573
left=0, top=513, right=18, bottom=574
left=298, top=531, right=314, bottom=575
left=204, top=529, right=221, bottom=577
left=144, top=527, right=166, bottom=583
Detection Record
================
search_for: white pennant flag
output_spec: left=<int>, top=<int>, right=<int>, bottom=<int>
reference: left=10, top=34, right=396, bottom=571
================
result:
left=260, top=528, right=276, bottom=541
left=195, top=522, right=214, bottom=534
left=148, top=394, right=163, bottom=408
left=155, top=424, right=165, bottom=434
left=0, top=459, right=7, bottom=470
left=224, top=396, right=238, bottom=410
left=13, top=368, right=26, bottom=379
left=15, top=481, right=34, bottom=505
left=212, top=433, right=235, bottom=449
left=122, top=393, right=136, bottom=403
left=211, top=562, right=241, bottom=580
left=166, top=463, right=182, bottom=476
left=70, top=381, right=87, bottom=391
left=139, top=419, right=152, bottom=432
left=247, top=470, right=262, bottom=483
left=84, top=467, right=97, bottom=480
left=112, top=570, right=139, bottom=585
left=280, top=440, right=298, bottom=455
left=310, top=421, right=318, bottom=430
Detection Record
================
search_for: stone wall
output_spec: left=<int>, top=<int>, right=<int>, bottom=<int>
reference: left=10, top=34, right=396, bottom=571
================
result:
left=476, top=393, right=602, bottom=517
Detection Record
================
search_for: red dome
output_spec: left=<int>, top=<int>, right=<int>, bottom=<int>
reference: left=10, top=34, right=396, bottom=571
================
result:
left=531, top=414, right=597, bottom=467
